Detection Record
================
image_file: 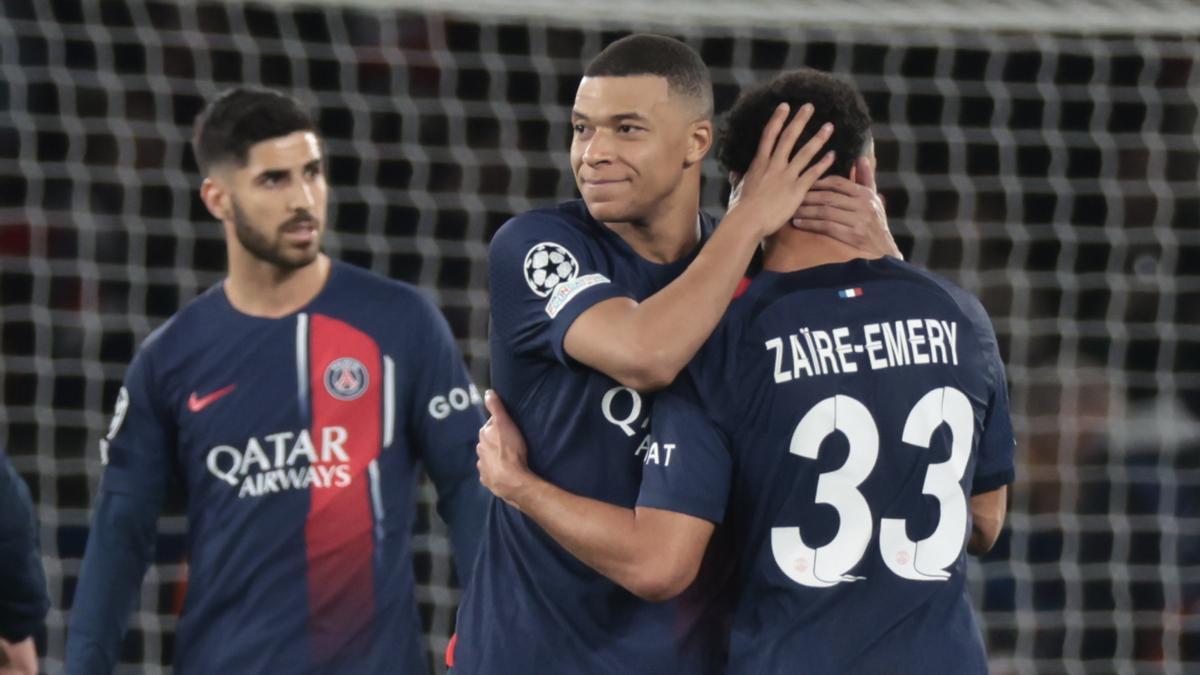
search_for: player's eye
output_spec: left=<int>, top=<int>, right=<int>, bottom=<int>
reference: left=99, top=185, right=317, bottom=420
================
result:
left=258, top=171, right=287, bottom=187
left=304, top=164, right=322, bottom=179
left=572, top=124, right=588, bottom=135
left=617, top=124, right=643, bottom=134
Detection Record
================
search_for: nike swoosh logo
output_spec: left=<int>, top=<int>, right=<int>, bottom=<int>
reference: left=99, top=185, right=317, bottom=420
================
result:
left=187, top=384, right=237, bottom=413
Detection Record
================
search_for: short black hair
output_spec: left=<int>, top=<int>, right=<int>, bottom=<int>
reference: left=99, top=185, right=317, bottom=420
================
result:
left=718, top=68, right=871, bottom=179
left=584, top=34, right=713, bottom=119
left=191, top=87, right=317, bottom=174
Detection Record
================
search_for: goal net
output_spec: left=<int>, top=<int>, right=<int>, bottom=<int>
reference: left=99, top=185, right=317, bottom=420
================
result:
left=1, top=0, right=1197, bottom=672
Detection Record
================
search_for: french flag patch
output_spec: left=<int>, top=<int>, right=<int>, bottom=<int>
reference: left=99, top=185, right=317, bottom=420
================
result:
left=839, top=287, right=864, bottom=299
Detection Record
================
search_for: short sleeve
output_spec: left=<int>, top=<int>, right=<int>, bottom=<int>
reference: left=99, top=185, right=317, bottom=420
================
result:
left=636, top=373, right=732, bottom=524
left=972, top=320, right=1016, bottom=495
left=98, top=341, right=176, bottom=501
left=488, top=211, right=631, bottom=365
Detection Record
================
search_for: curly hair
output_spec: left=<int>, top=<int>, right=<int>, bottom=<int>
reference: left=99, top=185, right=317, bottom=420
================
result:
left=718, top=68, right=871, bottom=179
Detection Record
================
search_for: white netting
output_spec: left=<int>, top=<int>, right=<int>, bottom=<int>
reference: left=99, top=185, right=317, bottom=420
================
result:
left=0, top=1, right=1197, bottom=673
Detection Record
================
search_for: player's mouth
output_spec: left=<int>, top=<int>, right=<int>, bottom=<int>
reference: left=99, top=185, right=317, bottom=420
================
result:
left=280, top=220, right=319, bottom=244
left=581, top=178, right=630, bottom=194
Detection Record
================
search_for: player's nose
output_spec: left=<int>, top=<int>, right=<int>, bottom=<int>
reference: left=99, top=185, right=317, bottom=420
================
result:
left=580, top=129, right=615, bottom=166
left=289, top=177, right=318, bottom=211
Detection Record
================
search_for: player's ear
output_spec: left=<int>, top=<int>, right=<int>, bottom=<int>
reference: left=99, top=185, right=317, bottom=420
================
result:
left=683, top=119, right=713, bottom=168
left=200, top=176, right=231, bottom=223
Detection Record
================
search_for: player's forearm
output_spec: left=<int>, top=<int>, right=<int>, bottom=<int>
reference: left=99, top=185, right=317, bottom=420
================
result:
left=578, top=218, right=762, bottom=391
left=66, top=491, right=159, bottom=674
left=967, top=486, right=1007, bottom=555
left=509, top=478, right=674, bottom=600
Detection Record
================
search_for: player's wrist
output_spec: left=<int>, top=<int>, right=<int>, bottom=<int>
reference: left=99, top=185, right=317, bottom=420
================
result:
left=718, top=206, right=773, bottom=247
left=506, top=471, right=548, bottom=513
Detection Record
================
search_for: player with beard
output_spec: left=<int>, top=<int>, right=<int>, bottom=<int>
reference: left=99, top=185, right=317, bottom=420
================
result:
left=67, top=88, right=489, bottom=674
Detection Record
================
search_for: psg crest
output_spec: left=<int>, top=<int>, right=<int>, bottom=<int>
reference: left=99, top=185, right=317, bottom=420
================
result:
left=523, top=242, right=579, bottom=297
left=324, top=357, right=369, bottom=401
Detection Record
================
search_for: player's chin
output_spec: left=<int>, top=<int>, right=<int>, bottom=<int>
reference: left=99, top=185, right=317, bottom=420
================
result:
left=582, top=197, right=638, bottom=224
left=277, top=244, right=321, bottom=269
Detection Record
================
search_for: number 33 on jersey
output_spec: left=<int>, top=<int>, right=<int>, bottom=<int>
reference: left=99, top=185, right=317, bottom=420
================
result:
left=773, top=387, right=974, bottom=587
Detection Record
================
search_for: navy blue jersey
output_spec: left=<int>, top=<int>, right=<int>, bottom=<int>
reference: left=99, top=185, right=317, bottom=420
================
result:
left=454, top=200, right=720, bottom=674
left=0, top=447, right=49, bottom=643
left=638, top=258, right=1016, bottom=674
left=72, top=261, right=486, bottom=674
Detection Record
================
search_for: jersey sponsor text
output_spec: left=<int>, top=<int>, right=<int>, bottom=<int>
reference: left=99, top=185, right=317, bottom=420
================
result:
left=204, top=426, right=355, bottom=498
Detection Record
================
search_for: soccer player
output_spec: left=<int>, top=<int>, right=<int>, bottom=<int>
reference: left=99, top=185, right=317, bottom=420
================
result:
left=66, top=88, right=488, bottom=674
left=452, top=36, right=900, bottom=673
left=0, top=446, right=49, bottom=675
left=476, top=68, right=1014, bottom=673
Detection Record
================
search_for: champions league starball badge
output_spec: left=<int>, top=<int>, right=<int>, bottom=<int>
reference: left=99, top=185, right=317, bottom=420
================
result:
left=523, top=242, right=579, bottom=297
left=324, top=357, right=369, bottom=401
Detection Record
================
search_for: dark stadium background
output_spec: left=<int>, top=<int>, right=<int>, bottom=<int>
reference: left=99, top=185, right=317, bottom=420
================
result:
left=1, top=1, right=1197, bottom=672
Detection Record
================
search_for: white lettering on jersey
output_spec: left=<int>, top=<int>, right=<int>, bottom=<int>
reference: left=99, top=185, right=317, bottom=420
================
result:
left=205, top=426, right=355, bottom=498
left=545, top=273, right=610, bottom=319
left=106, top=387, right=130, bottom=441
left=765, top=319, right=961, bottom=383
left=601, top=386, right=643, bottom=437
left=99, top=387, right=131, bottom=465
left=428, top=384, right=483, bottom=420
left=602, top=386, right=652, bottom=458
left=523, top=242, right=580, bottom=297
left=642, top=442, right=675, bottom=467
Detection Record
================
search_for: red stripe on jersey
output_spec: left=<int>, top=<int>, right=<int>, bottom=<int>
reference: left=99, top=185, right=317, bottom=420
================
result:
left=445, top=632, right=457, bottom=667
left=733, top=276, right=753, bottom=299
left=305, top=314, right=382, bottom=660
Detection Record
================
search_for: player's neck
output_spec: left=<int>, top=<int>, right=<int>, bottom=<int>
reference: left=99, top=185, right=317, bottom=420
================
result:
left=761, top=230, right=876, bottom=273
left=224, top=252, right=331, bottom=318
left=604, top=187, right=702, bottom=264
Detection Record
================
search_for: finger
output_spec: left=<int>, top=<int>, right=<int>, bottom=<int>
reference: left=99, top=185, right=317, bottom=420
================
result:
left=480, top=422, right=500, bottom=446
left=795, top=150, right=836, bottom=189
left=792, top=218, right=866, bottom=248
left=771, top=103, right=814, bottom=167
left=751, top=103, right=790, bottom=169
left=811, top=175, right=869, bottom=197
left=787, top=123, right=834, bottom=176
left=791, top=218, right=852, bottom=237
left=793, top=208, right=858, bottom=229
left=483, top=390, right=513, bottom=429
left=855, top=156, right=877, bottom=192
left=797, top=191, right=863, bottom=214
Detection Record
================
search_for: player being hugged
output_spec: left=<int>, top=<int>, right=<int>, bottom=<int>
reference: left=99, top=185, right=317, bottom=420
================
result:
left=67, top=88, right=489, bottom=675
left=453, top=35, right=900, bottom=674
left=476, top=69, right=1014, bottom=674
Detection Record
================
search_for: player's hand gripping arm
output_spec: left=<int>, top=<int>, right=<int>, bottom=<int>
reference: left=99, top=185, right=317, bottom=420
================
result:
left=967, top=486, right=1007, bottom=555
left=475, top=392, right=713, bottom=601
left=563, top=104, right=837, bottom=392
left=66, top=489, right=162, bottom=673
left=792, top=155, right=903, bottom=259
